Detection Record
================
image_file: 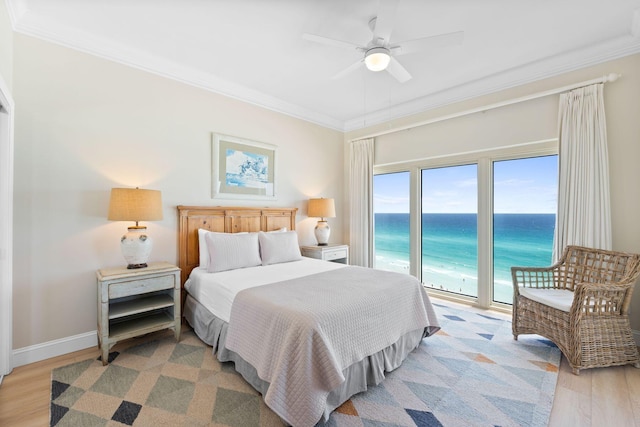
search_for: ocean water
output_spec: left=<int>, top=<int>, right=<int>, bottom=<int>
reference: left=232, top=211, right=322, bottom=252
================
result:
left=374, top=213, right=555, bottom=303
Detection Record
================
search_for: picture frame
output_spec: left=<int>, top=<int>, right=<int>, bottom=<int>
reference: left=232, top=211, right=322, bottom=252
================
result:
left=211, top=133, right=277, bottom=200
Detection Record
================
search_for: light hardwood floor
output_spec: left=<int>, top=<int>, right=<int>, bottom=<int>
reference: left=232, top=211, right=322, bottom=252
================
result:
left=1, top=329, right=639, bottom=426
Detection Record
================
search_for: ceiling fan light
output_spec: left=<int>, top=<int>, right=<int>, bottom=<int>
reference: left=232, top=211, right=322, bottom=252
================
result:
left=364, top=47, right=391, bottom=72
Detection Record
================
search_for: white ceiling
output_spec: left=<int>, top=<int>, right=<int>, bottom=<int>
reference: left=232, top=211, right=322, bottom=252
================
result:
left=6, top=0, right=640, bottom=131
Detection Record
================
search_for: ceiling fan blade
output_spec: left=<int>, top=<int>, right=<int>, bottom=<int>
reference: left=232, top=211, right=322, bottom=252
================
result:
left=371, top=0, right=400, bottom=44
left=386, top=57, right=412, bottom=83
left=395, top=31, right=464, bottom=56
left=302, top=33, right=362, bottom=51
left=331, top=59, right=364, bottom=80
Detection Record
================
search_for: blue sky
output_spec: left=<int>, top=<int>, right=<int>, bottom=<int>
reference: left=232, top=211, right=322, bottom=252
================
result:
left=374, top=155, right=558, bottom=214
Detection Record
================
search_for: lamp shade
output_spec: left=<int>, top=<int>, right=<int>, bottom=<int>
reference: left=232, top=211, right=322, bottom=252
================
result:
left=108, top=188, right=163, bottom=222
left=308, top=198, right=336, bottom=219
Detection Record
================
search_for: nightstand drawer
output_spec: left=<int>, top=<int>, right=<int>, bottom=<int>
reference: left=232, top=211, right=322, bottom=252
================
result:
left=300, top=244, right=349, bottom=264
left=324, top=249, right=348, bottom=261
left=108, top=274, right=176, bottom=299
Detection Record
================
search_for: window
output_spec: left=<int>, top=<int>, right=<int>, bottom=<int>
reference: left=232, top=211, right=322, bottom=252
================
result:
left=422, top=165, right=478, bottom=297
left=373, top=172, right=410, bottom=274
left=373, top=142, right=558, bottom=309
left=493, top=155, right=558, bottom=304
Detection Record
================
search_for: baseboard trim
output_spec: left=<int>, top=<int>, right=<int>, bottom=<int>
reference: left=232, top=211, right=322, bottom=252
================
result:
left=12, top=331, right=97, bottom=368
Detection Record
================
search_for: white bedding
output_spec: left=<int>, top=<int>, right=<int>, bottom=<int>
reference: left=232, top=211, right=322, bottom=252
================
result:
left=184, top=257, right=346, bottom=322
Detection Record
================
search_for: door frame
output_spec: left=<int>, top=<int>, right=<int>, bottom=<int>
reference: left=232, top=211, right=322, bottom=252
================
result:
left=0, top=73, right=14, bottom=377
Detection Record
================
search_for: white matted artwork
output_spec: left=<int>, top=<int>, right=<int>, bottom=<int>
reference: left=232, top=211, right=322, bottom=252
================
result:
left=211, top=133, right=277, bottom=199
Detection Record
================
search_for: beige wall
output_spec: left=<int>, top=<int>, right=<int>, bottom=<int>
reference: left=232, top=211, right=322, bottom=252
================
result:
left=346, top=53, right=640, bottom=332
left=0, top=0, right=12, bottom=89
left=12, top=34, right=345, bottom=349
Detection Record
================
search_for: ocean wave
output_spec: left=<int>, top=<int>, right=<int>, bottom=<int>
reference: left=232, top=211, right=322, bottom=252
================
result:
left=422, top=266, right=454, bottom=275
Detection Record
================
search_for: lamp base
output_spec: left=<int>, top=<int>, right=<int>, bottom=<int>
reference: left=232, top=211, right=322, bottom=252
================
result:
left=314, top=220, right=330, bottom=246
left=127, top=263, right=148, bottom=269
left=121, top=226, right=153, bottom=269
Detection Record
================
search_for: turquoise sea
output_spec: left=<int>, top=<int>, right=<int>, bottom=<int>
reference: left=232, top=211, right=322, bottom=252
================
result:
left=374, top=213, right=556, bottom=303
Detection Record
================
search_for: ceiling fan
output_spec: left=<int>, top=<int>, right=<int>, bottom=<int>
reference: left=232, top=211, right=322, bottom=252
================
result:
left=302, top=1, right=463, bottom=83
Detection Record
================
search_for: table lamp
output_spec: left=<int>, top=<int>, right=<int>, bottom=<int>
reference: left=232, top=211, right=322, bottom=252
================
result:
left=108, top=187, right=163, bottom=269
left=308, top=198, right=335, bottom=246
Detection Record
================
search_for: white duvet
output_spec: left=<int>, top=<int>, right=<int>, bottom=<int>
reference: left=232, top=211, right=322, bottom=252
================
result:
left=184, top=257, right=346, bottom=322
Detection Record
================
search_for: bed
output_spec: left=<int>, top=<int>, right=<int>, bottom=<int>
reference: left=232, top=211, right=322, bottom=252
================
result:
left=177, top=206, right=440, bottom=426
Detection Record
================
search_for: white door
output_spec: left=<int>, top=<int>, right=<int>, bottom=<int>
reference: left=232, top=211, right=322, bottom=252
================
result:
left=0, top=79, right=14, bottom=377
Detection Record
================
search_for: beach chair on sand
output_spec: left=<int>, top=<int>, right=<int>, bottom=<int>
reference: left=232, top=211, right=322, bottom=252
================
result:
left=511, top=245, right=640, bottom=375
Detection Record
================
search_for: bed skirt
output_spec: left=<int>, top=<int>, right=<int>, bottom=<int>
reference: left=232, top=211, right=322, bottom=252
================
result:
left=183, top=294, right=427, bottom=425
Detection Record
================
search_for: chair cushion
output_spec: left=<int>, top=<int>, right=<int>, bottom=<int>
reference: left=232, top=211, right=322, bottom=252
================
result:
left=518, top=287, right=574, bottom=312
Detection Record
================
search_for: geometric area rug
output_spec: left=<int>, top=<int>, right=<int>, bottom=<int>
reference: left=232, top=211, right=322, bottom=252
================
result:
left=50, top=302, right=560, bottom=427
left=331, top=302, right=561, bottom=427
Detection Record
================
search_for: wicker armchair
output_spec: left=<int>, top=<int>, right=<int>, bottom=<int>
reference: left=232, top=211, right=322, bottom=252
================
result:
left=512, top=245, right=640, bottom=375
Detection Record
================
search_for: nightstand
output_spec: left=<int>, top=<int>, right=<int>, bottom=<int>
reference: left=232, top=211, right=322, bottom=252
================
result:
left=300, top=244, right=349, bottom=264
left=96, top=262, right=181, bottom=365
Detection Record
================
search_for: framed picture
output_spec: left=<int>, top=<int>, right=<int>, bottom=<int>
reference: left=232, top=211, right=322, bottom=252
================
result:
left=211, top=133, right=277, bottom=199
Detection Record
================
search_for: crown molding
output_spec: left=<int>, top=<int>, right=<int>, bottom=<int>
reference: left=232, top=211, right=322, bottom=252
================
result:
left=4, top=0, right=25, bottom=30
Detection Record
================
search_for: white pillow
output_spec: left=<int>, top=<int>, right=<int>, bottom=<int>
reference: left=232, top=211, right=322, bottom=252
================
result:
left=259, top=231, right=302, bottom=266
left=198, top=229, right=248, bottom=268
left=205, top=232, right=261, bottom=273
left=198, top=229, right=213, bottom=268
left=267, top=227, right=287, bottom=233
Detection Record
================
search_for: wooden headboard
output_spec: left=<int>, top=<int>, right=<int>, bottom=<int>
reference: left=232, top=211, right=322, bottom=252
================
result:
left=177, top=205, right=298, bottom=285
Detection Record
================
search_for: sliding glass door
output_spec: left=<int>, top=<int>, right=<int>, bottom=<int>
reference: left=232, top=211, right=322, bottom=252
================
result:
left=492, top=155, right=558, bottom=304
left=373, top=172, right=410, bottom=274
left=421, top=164, right=478, bottom=297
left=372, top=142, right=558, bottom=308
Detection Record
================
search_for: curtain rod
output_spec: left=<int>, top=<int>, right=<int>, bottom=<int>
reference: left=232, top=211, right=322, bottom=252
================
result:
left=352, top=73, right=621, bottom=141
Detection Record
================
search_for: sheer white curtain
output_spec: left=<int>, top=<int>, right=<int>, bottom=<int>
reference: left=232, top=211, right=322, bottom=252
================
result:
left=553, top=83, right=611, bottom=260
left=349, top=138, right=374, bottom=267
